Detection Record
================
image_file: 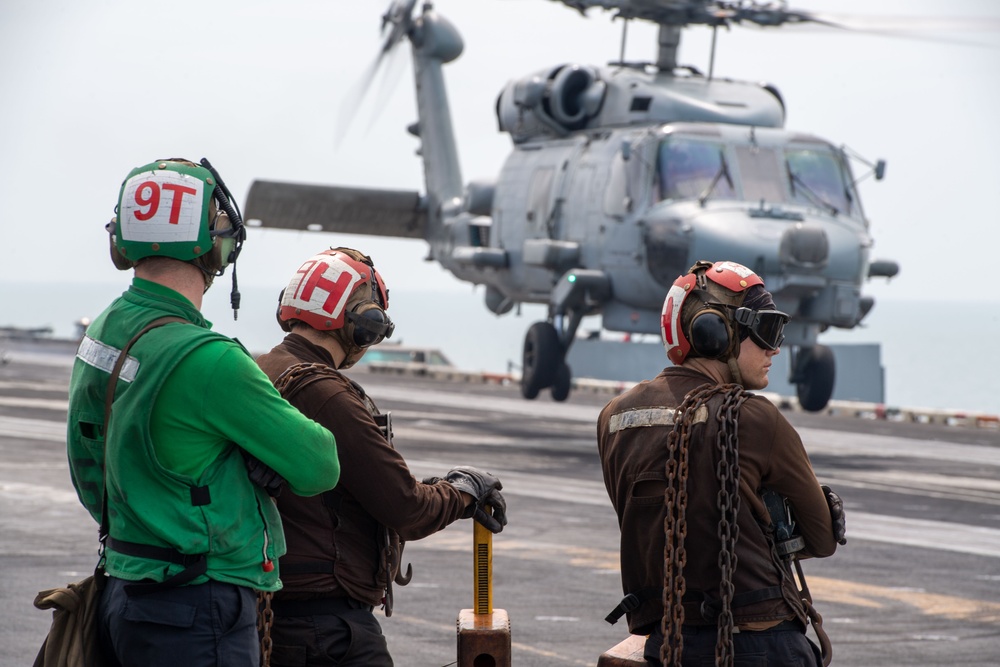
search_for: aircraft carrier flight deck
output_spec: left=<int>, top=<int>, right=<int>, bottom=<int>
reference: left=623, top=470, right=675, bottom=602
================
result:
left=2, top=339, right=998, bottom=667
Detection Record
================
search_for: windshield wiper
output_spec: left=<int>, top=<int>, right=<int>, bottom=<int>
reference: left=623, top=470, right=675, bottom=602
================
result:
left=698, top=151, right=734, bottom=207
left=786, top=163, right=839, bottom=216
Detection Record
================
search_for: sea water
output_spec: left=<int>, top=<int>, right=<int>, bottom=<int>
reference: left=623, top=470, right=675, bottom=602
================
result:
left=2, top=282, right=998, bottom=415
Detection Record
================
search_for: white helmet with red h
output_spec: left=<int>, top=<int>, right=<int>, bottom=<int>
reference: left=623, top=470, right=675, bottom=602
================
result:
left=278, top=248, right=393, bottom=363
left=661, top=260, right=788, bottom=366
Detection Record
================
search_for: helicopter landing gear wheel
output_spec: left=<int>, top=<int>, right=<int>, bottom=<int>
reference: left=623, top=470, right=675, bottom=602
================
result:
left=521, top=322, right=562, bottom=400
left=550, top=362, right=572, bottom=402
left=795, top=344, right=836, bottom=412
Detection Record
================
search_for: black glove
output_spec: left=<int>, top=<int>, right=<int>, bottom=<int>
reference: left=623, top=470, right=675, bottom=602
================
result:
left=437, top=466, right=508, bottom=534
left=822, top=484, right=847, bottom=545
left=243, top=451, right=286, bottom=497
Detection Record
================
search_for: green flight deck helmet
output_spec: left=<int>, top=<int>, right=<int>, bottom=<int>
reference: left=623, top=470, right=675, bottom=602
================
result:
left=106, top=157, right=246, bottom=312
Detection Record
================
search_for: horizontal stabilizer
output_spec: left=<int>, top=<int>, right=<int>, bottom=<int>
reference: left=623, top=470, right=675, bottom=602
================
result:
left=244, top=181, right=427, bottom=240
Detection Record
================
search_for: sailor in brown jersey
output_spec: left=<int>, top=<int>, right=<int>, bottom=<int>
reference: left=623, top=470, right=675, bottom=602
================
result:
left=255, top=247, right=507, bottom=666
left=598, top=260, right=846, bottom=666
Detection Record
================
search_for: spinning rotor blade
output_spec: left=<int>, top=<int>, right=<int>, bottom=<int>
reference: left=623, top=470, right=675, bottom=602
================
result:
left=333, top=0, right=419, bottom=148
left=776, top=12, right=1000, bottom=47
left=546, top=0, right=834, bottom=27
left=364, top=40, right=410, bottom=136
left=378, top=0, right=420, bottom=59
left=549, top=0, right=1000, bottom=43
left=333, top=56, right=380, bottom=149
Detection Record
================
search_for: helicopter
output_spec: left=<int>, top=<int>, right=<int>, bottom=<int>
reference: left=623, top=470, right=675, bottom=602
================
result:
left=243, top=0, right=900, bottom=410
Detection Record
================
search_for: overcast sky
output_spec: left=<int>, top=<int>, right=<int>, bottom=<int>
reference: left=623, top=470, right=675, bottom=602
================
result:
left=2, top=0, right=998, bottom=313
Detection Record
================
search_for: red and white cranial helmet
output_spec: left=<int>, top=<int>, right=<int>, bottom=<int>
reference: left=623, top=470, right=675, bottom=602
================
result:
left=278, top=248, right=391, bottom=343
left=660, top=260, right=767, bottom=365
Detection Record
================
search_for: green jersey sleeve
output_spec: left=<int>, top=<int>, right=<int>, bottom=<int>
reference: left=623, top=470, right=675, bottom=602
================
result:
left=152, top=340, right=340, bottom=496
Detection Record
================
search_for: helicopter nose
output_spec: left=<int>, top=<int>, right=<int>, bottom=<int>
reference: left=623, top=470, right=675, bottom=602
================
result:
left=779, top=222, right=829, bottom=269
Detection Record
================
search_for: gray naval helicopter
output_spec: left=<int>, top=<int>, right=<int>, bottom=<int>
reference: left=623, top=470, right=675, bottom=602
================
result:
left=244, top=0, right=900, bottom=410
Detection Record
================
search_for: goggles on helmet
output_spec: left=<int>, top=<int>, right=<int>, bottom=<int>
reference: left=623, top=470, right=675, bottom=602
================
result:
left=733, top=307, right=790, bottom=351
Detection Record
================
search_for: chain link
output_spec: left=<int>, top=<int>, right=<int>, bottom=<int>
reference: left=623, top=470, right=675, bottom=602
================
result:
left=713, top=387, right=748, bottom=667
left=257, top=590, right=274, bottom=667
left=661, top=384, right=747, bottom=667
left=273, top=362, right=329, bottom=394
left=662, top=400, right=683, bottom=666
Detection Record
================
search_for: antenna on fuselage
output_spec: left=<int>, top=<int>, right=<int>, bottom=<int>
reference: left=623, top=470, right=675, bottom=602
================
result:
left=618, top=17, right=629, bottom=68
left=707, top=24, right=718, bottom=80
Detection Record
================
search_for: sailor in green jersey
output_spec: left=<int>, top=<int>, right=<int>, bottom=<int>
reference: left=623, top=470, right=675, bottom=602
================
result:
left=66, top=158, right=339, bottom=667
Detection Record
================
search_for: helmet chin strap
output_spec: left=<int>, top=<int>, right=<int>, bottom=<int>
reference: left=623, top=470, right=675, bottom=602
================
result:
left=325, top=327, right=365, bottom=370
left=340, top=347, right=367, bottom=370
left=197, top=267, right=215, bottom=294
left=325, top=278, right=382, bottom=369
left=727, top=357, right=743, bottom=387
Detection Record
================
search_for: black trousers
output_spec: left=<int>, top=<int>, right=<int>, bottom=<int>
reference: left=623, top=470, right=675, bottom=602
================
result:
left=268, top=596, right=393, bottom=667
left=644, top=621, right=823, bottom=667
left=100, top=576, right=259, bottom=667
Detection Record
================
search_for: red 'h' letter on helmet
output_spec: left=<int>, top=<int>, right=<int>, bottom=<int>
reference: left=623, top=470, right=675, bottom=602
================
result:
left=278, top=248, right=389, bottom=332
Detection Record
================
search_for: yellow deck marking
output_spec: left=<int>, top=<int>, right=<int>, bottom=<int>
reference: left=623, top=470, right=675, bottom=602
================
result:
left=809, top=576, right=1000, bottom=624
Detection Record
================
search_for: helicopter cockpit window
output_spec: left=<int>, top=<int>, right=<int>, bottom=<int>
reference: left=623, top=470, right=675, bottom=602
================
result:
left=657, top=138, right=736, bottom=202
left=735, top=145, right=785, bottom=204
left=784, top=147, right=853, bottom=216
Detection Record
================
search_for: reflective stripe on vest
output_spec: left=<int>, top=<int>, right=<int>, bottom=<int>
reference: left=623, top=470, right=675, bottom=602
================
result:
left=608, top=405, right=708, bottom=433
left=77, top=335, right=139, bottom=383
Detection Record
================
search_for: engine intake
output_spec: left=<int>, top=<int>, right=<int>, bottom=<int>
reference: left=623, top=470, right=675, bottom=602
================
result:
left=496, top=64, right=607, bottom=143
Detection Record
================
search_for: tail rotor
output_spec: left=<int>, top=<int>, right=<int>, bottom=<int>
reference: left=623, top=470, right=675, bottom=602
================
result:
left=334, top=0, right=419, bottom=148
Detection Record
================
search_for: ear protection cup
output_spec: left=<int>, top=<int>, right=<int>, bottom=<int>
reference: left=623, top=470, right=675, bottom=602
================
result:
left=190, top=208, right=235, bottom=278
left=276, top=288, right=292, bottom=333
left=210, top=209, right=232, bottom=270
left=106, top=218, right=136, bottom=271
left=343, top=268, right=394, bottom=348
left=688, top=308, right=733, bottom=358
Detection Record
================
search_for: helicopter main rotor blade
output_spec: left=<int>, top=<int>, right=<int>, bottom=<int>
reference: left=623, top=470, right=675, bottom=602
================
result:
left=545, top=0, right=823, bottom=27
left=778, top=12, right=1000, bottom=47
left=548, top=0, right=1000, bottom=43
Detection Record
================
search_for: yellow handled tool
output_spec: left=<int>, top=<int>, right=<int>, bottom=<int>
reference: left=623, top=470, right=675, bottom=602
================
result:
left=473, top=506, right=492, bottom=615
